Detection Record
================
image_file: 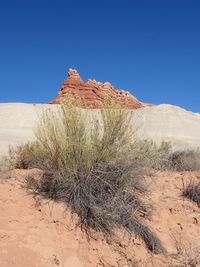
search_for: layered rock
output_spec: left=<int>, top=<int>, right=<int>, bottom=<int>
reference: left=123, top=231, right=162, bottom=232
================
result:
left=50, top=68, right=149, bottom=109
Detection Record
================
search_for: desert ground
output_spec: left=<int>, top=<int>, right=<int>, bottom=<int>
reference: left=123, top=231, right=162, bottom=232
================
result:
left=0, top=169, right=200, bottom=267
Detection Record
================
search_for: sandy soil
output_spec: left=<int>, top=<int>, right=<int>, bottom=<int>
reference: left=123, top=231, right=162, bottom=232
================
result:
left=0, top=169, right=200, bottom=267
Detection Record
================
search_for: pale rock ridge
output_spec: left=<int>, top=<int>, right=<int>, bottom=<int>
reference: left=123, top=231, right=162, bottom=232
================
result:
left=0, top=103, right=200, bottom=159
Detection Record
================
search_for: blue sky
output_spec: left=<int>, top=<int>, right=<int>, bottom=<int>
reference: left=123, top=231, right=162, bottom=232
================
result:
left=0, top=0, right=200, bottom=112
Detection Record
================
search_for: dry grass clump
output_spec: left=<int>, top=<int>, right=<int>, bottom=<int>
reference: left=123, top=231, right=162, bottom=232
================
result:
left=9, top=103, right=165, bottom=254
left=183, top=182, right=200, bottom=208
left=168, top=150, right=200, bottom=171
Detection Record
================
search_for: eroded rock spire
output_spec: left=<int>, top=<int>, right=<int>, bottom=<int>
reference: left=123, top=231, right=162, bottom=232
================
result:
left=50, top=68, right=152, bottom=108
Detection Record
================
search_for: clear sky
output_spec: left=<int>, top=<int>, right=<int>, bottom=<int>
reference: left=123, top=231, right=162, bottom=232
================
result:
left=0, top=0, right=200, bottom=112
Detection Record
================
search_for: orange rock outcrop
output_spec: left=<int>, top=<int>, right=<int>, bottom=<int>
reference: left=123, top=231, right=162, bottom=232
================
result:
left=50, top=69, right=150, bottom=109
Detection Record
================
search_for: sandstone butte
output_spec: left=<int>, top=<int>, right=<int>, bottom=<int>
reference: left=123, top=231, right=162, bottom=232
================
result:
left=50, top=68, right=152, bottom=109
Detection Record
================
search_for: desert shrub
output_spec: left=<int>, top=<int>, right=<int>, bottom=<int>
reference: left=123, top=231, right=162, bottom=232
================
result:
left=10, top=103, right=165, bottom=253
left=183, top=182, right=200, bottom=207
left=168, top=150, right=200, bottom=171
left=6, top=143, right=44, bottom=170
left=131, top=144, right=200, bottom=173
left=130, top=140, right=171, bottom=171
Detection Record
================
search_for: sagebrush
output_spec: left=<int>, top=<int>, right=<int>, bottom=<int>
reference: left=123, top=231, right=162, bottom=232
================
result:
left=9, top=104, right=165, bottom=253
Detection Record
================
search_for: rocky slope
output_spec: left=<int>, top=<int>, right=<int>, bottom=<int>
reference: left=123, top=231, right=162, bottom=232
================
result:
left=50, top=69, right=151, bottom=109
left=134, top=104, right=200, bottom=150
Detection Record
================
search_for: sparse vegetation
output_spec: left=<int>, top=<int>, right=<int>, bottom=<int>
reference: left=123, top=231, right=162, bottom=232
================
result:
left=9, top=103, right=165, bottom=254
left=171, top=239, right=200, bottom=267
left=131, top=140, right=171, bottom=171
left=168, top=150, right=200, bottom=171
left=183, top=182, right=200, bottom=207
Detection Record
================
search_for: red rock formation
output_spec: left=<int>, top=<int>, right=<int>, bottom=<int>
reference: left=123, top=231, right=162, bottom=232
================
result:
left=50, top=69, right=150, bottom=109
